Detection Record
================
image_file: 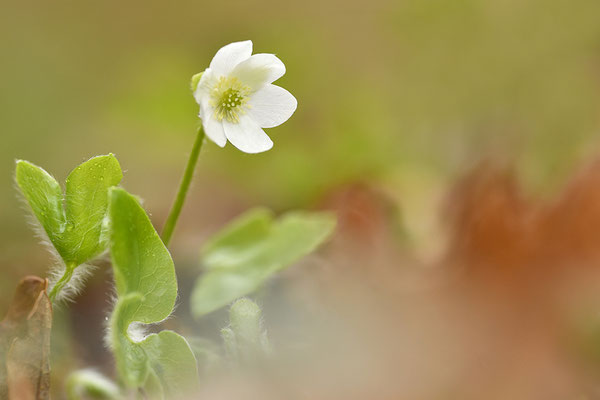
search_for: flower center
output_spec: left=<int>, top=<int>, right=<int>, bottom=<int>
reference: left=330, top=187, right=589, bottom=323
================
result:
left=210, top=76, right=251, bottom=123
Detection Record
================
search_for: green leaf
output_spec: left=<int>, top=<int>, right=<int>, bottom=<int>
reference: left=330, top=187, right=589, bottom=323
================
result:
left=16, top=155, right=122, bottom=266
left=141, top=331, right=199, bottom=397
left=15, top=160, right=66, bottom=254
left=63, top=154, right=123, bottom=265
left=109, top=188, right=176, bottom=323
left=108, top=188, right=197, bottom=398
left=191, top=208, right=336, bottom=317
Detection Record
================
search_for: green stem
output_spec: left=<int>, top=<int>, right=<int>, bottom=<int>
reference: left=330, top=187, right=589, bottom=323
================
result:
left=49, top=263, right=76, bottom=302
left=161, top=126, right=205, bottom=246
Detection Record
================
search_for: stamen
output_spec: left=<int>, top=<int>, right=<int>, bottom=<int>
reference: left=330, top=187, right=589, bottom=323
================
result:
left=209, top=76, right=251, bottom=123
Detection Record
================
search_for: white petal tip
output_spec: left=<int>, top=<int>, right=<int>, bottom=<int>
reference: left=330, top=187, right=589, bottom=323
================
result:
left=238, top=145, right=273, bottom=154
left=209, top=41, right=254, bottom=75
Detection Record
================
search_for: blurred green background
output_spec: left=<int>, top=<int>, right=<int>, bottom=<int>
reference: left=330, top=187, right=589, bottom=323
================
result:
left=2, top=0, right=600, bottom=299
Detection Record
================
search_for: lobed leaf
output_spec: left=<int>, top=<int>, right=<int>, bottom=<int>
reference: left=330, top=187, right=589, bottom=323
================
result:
left=108, top=188, right=197, bottom=398
left=16, top=155, right=123, bottom=301
left=191, top=208, right=336, bottom=317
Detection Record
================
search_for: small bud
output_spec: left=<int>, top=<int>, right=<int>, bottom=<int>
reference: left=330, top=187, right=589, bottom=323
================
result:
left=190, top=72, right=203, bottom=92
left=221, top=327, right=237, bottom=359
left=223, top=298, right=271, bottom=362
left=229, top=297, right=262, bottom=346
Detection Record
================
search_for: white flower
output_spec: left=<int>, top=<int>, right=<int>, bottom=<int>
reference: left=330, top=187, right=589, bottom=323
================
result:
left=193, top=40, right=298, bottom=153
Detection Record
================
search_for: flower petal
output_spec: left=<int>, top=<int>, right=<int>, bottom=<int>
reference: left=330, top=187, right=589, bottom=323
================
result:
left=231, top=54, right=286, bottom=90
left=222, top=116, right=273, bottom=153
left=209, top=41, right=253, bottom=76
left=201, top=110, right=227, bottom=147
left=247, top=84, right=297, bottom=128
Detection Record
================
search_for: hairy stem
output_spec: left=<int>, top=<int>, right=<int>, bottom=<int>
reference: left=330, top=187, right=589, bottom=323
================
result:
left=48, top=263, right=76, bottom=302
left=161, top=126, right=205, bottom=246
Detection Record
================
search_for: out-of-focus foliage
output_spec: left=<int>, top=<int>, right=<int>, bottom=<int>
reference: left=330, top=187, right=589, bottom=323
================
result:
left=191, top=208, right=336, bottom=317
left=221, top=298, right=271, bottom=362
left=66, top=369, right=120, bottom=400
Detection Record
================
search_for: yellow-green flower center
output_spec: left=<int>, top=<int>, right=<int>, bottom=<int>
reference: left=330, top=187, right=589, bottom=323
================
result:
left=210, top=76, right=251, bottom=123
